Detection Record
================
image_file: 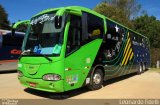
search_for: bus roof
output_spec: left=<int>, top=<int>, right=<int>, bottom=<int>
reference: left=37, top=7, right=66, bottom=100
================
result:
left=32, top=6, right=148, bottom=39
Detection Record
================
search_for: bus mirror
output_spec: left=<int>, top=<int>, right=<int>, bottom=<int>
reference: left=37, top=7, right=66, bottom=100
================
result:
left=11, top=23, right=15, bottom=36
left=12, top=28, right=15, bottom=37
left=11, top=20, right=30, bottom=36
left=55, top=16, right=62, bottom=29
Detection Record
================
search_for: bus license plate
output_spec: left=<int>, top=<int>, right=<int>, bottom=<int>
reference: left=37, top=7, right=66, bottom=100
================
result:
left=29, top=82, right=37, bottom=87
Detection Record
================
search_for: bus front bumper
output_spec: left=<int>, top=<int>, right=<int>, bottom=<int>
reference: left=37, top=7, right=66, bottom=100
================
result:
left=18, top=76, right=64, bottom=93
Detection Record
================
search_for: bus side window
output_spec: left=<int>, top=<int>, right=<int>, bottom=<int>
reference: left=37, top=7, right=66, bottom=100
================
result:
left=145, top=38, right=149, bottom=51
left=104, top=20, right=124, bottom=60
left=138, top=36, right=142, bottom=47
left=87, top=13, right=104, bottom=40
left=2, top=35, right=13, bottom=46
left=66, top=15, right=82, bottom=55
left=3, top=34, right=23, bottom=47
left=13, top=35, right=24, bottom=46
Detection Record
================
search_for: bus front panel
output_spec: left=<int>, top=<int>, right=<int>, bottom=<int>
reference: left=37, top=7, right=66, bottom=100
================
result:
left=18, top=57, right=65, bottom=92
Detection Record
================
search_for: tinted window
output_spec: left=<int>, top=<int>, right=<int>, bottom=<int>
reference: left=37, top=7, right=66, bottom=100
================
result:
left=2, top=33, right=23, bottom=46
left=104, top=20, right=125, bottom=60
left=87, top=13, right=104, bottom=40
left=66, top=15, right=82, bottom=55
left=145, top=38, right=150, bottom=50
left=138, top=36, right=143, bottom=47
left=132, top=32, right=138, bottom=41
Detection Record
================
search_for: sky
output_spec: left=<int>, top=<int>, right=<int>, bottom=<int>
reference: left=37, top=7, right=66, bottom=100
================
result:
left=0, top=0, right=160, bottom=23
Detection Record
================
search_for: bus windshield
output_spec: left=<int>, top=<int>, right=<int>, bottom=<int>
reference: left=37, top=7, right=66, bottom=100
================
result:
left=23, top=12, right=65, bottom=56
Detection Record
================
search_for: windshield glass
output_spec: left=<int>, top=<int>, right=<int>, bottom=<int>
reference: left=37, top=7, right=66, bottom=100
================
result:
left=23, top=12, right=65, bottom=56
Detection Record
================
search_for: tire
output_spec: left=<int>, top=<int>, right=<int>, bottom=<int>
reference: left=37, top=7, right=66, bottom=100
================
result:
left=87, top=68, right=104, bottom=90
left=137, top=63, right=143, bottom=75
left=143, top=62, right=146, bottom=72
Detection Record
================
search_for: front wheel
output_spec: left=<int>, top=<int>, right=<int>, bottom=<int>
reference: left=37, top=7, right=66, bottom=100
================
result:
left=87, top=68, right=104, bottom=90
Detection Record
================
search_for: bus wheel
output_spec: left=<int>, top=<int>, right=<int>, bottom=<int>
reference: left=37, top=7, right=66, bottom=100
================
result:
left=143, top=62, right=146, bottom=72
left=137, top=63, right=143, bottom=75
left=87, top=68, right=103, bottom=90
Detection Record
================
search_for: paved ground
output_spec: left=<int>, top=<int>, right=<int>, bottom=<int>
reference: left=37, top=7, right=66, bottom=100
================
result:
left=0, top=62, right=17, bottom=72
left=0, top=69, right=160, bottom=99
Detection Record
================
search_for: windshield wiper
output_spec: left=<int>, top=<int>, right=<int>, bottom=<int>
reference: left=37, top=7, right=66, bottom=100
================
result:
left=38, top=54, right=53, bottom=62
left=19, top=49, right=32, bottom=60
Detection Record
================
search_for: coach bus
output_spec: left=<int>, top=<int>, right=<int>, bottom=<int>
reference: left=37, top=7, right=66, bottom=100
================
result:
left=13, top=6, right=150, bottom=92
left=0, top=29, right=24, bottom=71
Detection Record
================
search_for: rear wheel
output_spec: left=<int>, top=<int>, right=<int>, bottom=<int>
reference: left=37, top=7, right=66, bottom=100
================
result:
left=137, top=63, right=143, bottom=75
left=143, top=62, right=146, bottom=72
left=87, top=68, right=104, bottom=90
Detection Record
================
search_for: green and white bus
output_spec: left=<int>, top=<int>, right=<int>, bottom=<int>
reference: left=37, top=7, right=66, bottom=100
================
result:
left=13, top=6, right=150, bottom=92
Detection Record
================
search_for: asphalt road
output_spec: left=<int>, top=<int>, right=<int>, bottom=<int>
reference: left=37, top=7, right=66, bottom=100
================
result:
left=0, top=69, right=160, bottom=99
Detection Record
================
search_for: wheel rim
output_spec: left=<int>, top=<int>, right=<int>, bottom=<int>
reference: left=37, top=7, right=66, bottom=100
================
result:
left=93, top=73, right=101, bottom=84
left=143, top=65, right=145, bottom=70
left=140, top=65, right=142, bottom=72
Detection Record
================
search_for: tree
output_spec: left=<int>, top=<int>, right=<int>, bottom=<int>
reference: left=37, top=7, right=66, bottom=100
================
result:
left=103, top=0, right=141, bottom=19
left=133, top=14, right=160, bottom=48
left=0, top=4, right=10, bottom=29
left=94, top=2, right=133, bottom=28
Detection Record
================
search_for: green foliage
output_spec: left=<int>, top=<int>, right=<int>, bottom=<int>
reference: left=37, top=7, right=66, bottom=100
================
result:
left=150, top=48, right=160, bottom=67
left=0, top=4, right=10, bottom=29
left=133, top=14, right=160, bottom=48
left=94, top=2, right=133, bottom=28
left=103, top=0, right=141, bottom=19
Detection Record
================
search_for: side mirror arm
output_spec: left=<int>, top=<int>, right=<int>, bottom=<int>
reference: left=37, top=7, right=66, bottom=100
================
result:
left=12, top=20, right=30, bottom=36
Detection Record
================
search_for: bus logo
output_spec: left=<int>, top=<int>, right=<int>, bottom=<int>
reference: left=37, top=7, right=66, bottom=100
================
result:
left=121, top=32, right=134, bottom=66
left=10, top=49, right=21, bottom=55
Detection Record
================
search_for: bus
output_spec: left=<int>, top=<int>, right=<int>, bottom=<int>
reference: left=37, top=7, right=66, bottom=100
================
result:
left=0, top=29, right=24, bottom=71
left=13, top=6, right=150, bottom=92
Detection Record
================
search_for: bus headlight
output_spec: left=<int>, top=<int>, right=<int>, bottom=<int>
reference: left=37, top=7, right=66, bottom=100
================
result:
left=17, top=71, right=23, bottom=77
left=42, top=74, right=61, bottom=81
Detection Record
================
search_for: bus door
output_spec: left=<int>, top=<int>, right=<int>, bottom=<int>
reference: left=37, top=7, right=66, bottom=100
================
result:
left=64, top=14, right=83, bottom=91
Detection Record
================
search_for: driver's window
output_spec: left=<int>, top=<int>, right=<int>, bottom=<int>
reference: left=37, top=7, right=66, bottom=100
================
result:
left=66, top=15, right=82, bottom=55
